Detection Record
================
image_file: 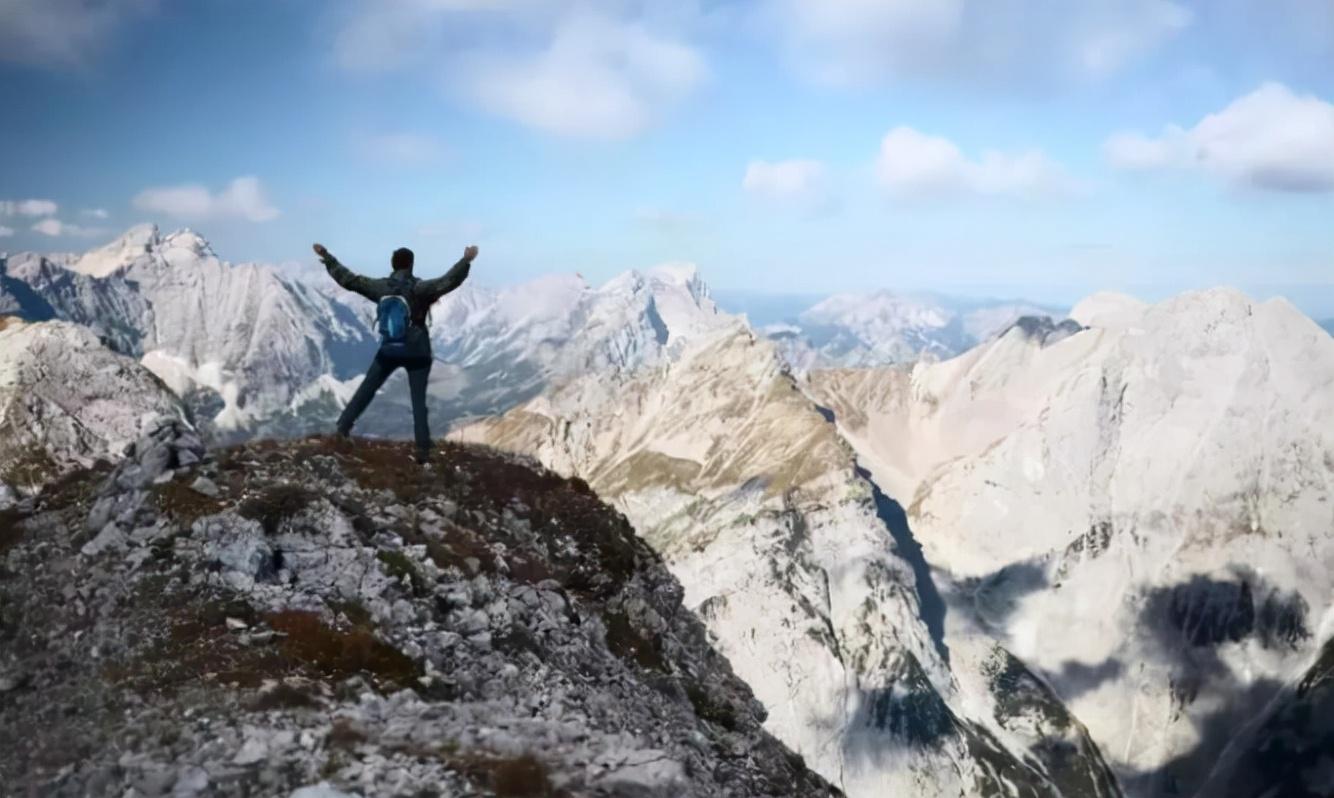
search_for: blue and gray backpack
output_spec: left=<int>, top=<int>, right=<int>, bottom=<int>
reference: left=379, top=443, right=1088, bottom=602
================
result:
left=376, top=275, right=418, bottom=353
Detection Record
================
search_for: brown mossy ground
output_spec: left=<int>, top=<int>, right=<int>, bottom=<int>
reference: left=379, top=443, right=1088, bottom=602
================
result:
left=385, top=742, right=563, bottom=798
left=3, top=434, right=836, bottom=797
left=448, top=751, right=559, bottom=798
left=108, top=582, right=423, bottom=697
left=0, top=445, right=61, bottom=493
left=238, top=482, right=320, bottom=535
left=218, top=436, right=644, bottom=599
left=0, top=507, right=25, bottom=555
left=602, top=607, right=667, bottom=673
left=101, top=435, right=664, bottom=696
left=154, top=478, right=227, bottom=525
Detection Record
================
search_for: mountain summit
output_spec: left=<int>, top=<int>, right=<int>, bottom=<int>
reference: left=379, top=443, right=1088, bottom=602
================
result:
left=0, top=433, right=837, bottom=797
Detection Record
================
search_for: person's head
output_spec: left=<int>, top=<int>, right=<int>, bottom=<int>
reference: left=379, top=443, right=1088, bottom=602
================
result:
left=391, top=247, right=414, bottom=273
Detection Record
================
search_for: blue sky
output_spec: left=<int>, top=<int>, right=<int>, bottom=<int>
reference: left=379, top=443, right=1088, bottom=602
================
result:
left=1, top=0, right=1332, bottom=314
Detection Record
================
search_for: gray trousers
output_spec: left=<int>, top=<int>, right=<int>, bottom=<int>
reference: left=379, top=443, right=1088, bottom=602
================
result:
left=337, top=352, right=432, bottom=454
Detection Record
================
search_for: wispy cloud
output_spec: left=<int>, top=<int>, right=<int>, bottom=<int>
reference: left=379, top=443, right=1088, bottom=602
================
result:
left=0, top=0, right=155, bottom=69
left=31, top=218, right=107, bottom=238
left=0, top=226, right=14, bottom=238
left=335, top=3, right=707, bottom=140
left=743, top=159, right=828, bottom=203
left=760, top=0, right=1189, bottom=86
left=876, top=127, right=1080, bottom=199
left=0, top=199, right=58, bottom=217
left=1105, top=83, right=1334, bottom=193
left=81, top=208, right=110, bottom=219
left=133, top=176, right=280, bottom=222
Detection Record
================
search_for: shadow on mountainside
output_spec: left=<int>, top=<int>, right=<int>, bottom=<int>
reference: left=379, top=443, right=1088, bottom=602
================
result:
left=856, top=465, right=950, bottom=666
left=0, top=433, right=840, bottom=797
left=1119, top=569, right=1320, bottom=797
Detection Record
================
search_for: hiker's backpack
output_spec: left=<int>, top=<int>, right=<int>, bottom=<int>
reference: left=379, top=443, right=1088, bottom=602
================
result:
left=376, top=275, right=419, bottom=352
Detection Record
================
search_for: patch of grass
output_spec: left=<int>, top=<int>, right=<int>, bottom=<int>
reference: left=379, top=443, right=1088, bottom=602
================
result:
left=155, top=479, right=226, bottom=525
left=110, top=591, right=289, bottom=693
left=0, top=446, right=60, bottom=493
left=265, top=609, right=421, bottom=690
left=327, top=598, right=372, bottom=627
left=377, top=549, right=426, bottom=595
left=685, top=682, right=741, bottom=731
left=333, top=438, right=434, bottom=503
left=247, top=682, right=321, bottom=711
left=0, top=508, right=26, bottom=555
left=491, top=754, right=556, bottom=797
left=327, top=718, right=368, bottom=750
left=602, top=608, right=666, bottom=672
left=238, top=483, right=318, bottom=534
left=37, top=461, right=112, bottom=512
left=113, top=591, right=420, bottom=697
left=428, top=750, right=557, bottom=798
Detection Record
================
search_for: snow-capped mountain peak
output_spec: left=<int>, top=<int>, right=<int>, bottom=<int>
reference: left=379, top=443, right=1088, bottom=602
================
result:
left=1068, top=290, right=1149, bottom=329
left=802, top=290, right=954, bottom=330
left=66, top=223, right=162, bottom=278
left=157, top=227, right=217, bottom=264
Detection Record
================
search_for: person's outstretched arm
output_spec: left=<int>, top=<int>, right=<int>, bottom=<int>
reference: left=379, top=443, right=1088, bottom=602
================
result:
left=420, top=245, right=479, bottom=302
left=313, top=243, right=379, bottom=301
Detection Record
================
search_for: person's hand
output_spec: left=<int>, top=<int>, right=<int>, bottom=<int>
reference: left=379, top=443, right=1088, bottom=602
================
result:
left=313, top=243, right=329, bottom=259
left=463, top=245, right=479, bottom=263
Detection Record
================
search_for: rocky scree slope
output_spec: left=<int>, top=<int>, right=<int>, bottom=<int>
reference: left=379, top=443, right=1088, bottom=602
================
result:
left=456, top=324, right=1122, bottom=798
left=805, top=289, right=1334, bottom=796
left=0, top=316, right=190, bottom=502
left=0, top=430, right=836, bottom=797
left=1, top=226, right=378, bottom=434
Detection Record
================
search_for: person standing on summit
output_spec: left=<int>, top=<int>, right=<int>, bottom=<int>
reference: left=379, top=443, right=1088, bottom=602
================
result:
left=313, top=242, right=479, bottom=464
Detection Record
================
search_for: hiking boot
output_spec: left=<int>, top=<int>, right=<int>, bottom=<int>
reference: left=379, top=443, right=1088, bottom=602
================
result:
left=414, top=449, right=431, bottom=466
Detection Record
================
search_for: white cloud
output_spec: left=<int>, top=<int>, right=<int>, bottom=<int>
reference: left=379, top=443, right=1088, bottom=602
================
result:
left=463, top=13, right=705, bottom=139
left=875, top=127, right=1078, bottom=199
left=132, top=176, right=280, bottom=222
left=361, top=132, right=446, bottom=166
left=1105, top=83, right=1334, bottom=193
left=82, top=208, right=110, bottom=219
left=335, top=3, right=707, bottom=140
left=762, top=0, right=1189, bottom=86
left=31, top=219, right=106, bottom=238
left=743, top=159, right=828, bottom=202
left=0, top=0, right=154, bottom=69
left=0, top=199, right=58, bottom=217
left=0, top=226, right=13, bottom=238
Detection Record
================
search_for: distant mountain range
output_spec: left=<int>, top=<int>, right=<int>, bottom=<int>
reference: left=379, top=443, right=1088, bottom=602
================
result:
left=0, top=227, right=734, bottom=441
left=717, top=288, right=1062, bottom=371
left=459, top=283, right=1334, bottom=796
left=5, top=226, right=1334, bottom=798
left=0, top=226, right=1062, bottom=439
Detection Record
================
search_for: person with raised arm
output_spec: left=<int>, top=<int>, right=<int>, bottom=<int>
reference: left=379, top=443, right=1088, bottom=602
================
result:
left=313, top=242, right=479, bottom=464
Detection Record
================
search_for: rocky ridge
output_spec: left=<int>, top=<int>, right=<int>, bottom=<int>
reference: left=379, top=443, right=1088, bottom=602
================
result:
left=0, top=428, right=837, bottom=797
left=455, top=324, right=1122, bottom=797
left=0, top=316, right=191, bottom=502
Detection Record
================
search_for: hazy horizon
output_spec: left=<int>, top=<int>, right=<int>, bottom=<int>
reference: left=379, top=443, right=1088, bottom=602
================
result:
left=6, top=220, right=1334, bottom=321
